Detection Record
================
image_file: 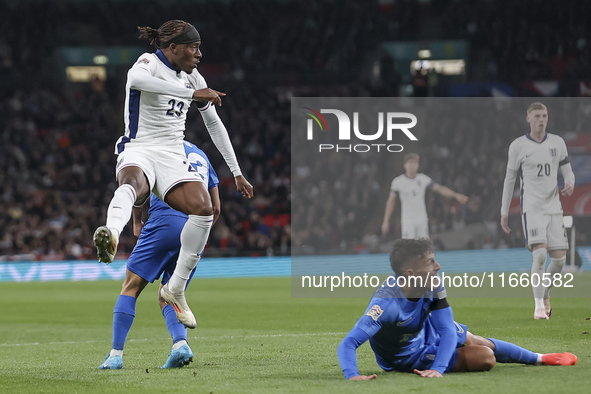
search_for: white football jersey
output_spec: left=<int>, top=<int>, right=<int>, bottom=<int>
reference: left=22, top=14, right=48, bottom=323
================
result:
left=506, top=133, right=569, bottom=214
left=116, top=50, right=207, bottom=153
left=390, top=173, right=434, bottom=222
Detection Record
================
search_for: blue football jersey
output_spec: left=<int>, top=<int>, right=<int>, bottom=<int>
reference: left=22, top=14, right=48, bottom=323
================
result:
left=355, top=276, right=447, bottom=369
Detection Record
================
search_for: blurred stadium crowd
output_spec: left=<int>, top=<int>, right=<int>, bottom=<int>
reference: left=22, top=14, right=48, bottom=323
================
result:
left=1, top=0, right=591, bottom=259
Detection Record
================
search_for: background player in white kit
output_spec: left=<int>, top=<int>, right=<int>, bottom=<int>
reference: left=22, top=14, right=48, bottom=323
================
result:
left=500, top=102, right=575, bottom=320
left=93, top=20, right=253, bottom=329
left=381, top=153, right=468, bottom=239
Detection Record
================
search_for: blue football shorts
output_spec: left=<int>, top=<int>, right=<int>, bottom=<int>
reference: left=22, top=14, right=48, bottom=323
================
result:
left=126, top=214, right=196, bottom=287
left=378, top=318, right=468, bottom=373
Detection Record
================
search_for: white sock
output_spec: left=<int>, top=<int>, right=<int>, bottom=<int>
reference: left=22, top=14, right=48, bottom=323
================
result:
left=110, top=349, right=123, bottom=357
left=168, top=215, right=214, bottom=293
left=531, top=248, right=547, bottom=306
left=173, top=340, right=187, bottom=350
left=536, top=353, right=543, bottom=365
left=106, top=184, right=136, bottom=243
left=545, top=256, right=566, bottom=299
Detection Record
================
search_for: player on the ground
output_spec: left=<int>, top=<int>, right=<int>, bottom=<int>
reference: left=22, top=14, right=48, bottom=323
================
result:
left=337, top=238, right=577, bottom=380
left=381, top=153, right=468, bottom=239
left=500, top=102, right=575, bottom=320
left=100, top=141, right=219, bottom=370
left=93, top=20, right=253, bottom=329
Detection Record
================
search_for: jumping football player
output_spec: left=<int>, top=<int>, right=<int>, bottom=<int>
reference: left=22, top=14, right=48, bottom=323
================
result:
left=99, top=141, right=219, bottom=369
left=93, top=20, right=253, bottom=329
left=381, top=153, right=468, bottom=239
left=337, top=238, right=577, bottom=380
left=500, top=102, right=575, bottom=319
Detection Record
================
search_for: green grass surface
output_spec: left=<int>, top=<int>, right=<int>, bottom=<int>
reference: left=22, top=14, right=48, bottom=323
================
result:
left=1, top=278, right=590, bottom=393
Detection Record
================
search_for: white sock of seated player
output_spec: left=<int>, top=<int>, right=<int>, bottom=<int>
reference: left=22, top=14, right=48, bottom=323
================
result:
left=544, top=256, right=566, bottom=299
left=105, top=184, right=136, bottom=243
left=168, top=214, right=214, bottom=293
left=531, top=248, right=547, bottom=310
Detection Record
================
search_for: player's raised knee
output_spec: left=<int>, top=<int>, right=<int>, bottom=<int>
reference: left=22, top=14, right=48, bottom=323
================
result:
left=188, top=202, right=213, bottom=216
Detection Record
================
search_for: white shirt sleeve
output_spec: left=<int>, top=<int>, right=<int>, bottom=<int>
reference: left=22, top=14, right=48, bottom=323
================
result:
left=506, top=140, right=521, bottom=171
left=390, top=178, right=398, bottom=194
left=422, top=174, right=434, bottom=188
left=199, top=103, right=242, bottom=177
left=557, top=136, right=575, bottom=185
left=127, top=60, right=194, bottom=100
left=559, top=136, right=569, bottom=163
left=560, top=163, right=575, bottom=186
left=501, top=142, right=519, bottom=215
left=189, top=70, right=208, bottom=91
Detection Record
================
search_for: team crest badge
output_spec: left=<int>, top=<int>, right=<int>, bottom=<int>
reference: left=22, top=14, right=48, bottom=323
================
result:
left=185, top=82, right=194, bottom=89
left=137, top=58, right=150, bottom=64
left=366, top=305, right=383, bottom=321
left=531, top=228, right=538, bottom=237
left=549, top=148, right=557, bottom=157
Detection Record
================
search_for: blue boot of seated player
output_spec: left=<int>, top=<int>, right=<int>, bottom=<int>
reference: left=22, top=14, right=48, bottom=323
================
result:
left=99, top=354, right=123, bottom=369
left=161, top=342, right=193, bottom=368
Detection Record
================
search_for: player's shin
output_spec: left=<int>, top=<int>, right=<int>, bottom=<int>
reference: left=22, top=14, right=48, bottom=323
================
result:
left=531, top=248, right=547, bottom=310
left=111, top=295, right=137, bottom=354
left=163, top=304, right=188, bottom=344
left=544, top=256, right=566, bottom=299
left=487, top=338, right=540, bottom=364
left=106, top=184, right=137, bottom=242
left=168, top=214, right=213, bottom=293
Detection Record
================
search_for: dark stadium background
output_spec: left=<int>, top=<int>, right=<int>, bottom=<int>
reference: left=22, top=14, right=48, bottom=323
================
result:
left=1, top=0, right=591, bottom=261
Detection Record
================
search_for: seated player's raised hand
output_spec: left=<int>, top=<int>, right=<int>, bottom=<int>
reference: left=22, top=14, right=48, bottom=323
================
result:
left=413, top=369, right=443, bottom=378
left=348, top=374, right=377, bottom=381
left=192, top=88, right=226, bottom=106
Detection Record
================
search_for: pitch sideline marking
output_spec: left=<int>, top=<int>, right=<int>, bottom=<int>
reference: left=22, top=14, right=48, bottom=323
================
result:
left=0, top=332, right=348, bottom=347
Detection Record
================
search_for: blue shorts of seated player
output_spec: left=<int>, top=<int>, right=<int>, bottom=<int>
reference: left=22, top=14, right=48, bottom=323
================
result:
left=374, top=319, right=468, bottom=373
left=126, top=211, right=195, bottom=288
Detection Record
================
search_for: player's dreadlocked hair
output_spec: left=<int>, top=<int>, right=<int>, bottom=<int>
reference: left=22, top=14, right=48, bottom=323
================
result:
left=389, top=238, right=433, bottom=276
left=138, top=20, right=194, bottom=48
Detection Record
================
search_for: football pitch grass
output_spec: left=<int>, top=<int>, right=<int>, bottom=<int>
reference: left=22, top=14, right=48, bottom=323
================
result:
left=0, top=278, right=590, bottom=393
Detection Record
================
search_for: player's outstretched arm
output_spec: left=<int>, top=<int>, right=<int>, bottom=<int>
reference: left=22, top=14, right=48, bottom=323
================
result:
left=235, top=175, right=253, bottom=199
left=560, top=162, right=575, bottom=197
left=420, top=303, right=457, bottom=378
left=128, top=66, right=194, bottom=100
left=500, top=142, right=520, bottom=233
left=349, top=374, right=377, bottom=380
left=413, top=369, right=442, bottom=378
left=500, top=215, right=510, bottom=234
left=198, top=104, right=245, bottom=180
left=432, top=183, right=468, bottom=204
left=381, top=193, right=397, bottom=236
left=192, top=88, right=226, bottom=107
left=337, top=327, right=373, bottom=380
left=132, top=197, right=151, bottom=237
left=210, top=186, right=221, bottom=224
left=500, top=167, right=518, bottom=234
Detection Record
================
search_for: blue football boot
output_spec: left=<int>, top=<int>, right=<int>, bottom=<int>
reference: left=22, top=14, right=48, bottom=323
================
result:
left=161, top=344, right=193, bottom=368
left=99, top=354, right=123, bottom=369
